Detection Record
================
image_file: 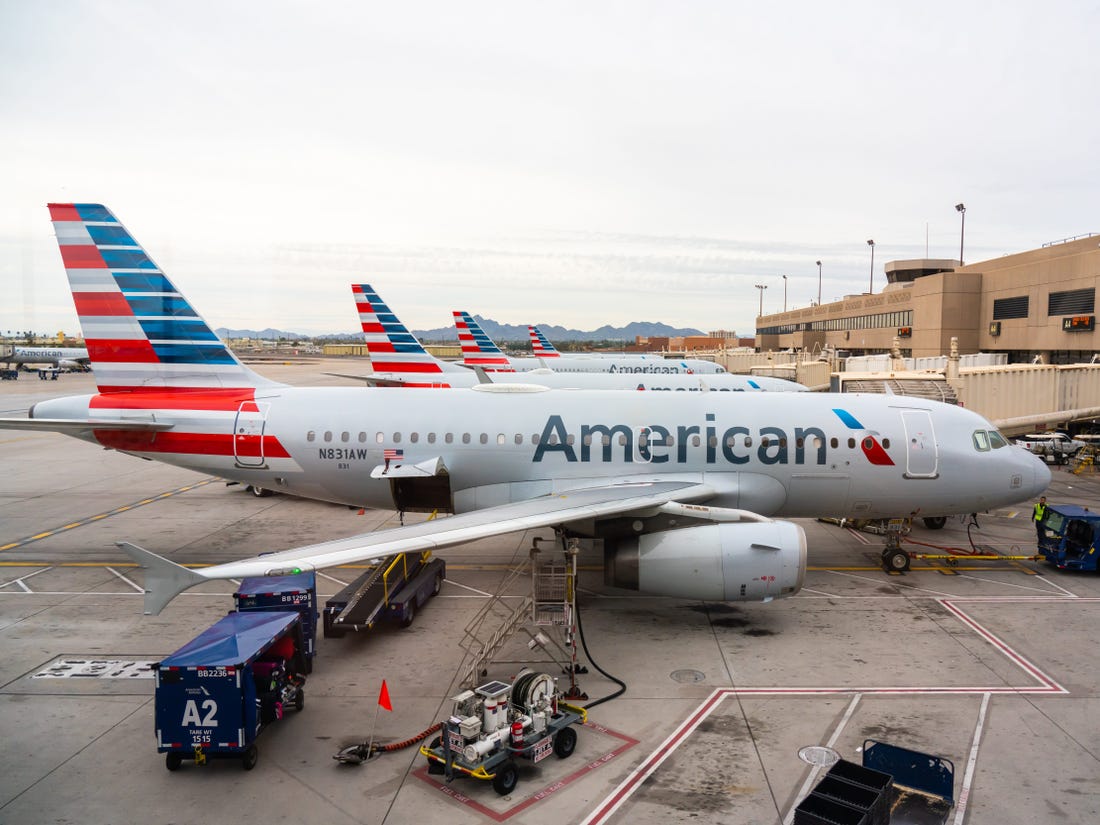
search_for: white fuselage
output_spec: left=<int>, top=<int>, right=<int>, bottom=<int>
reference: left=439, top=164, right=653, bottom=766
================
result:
left=33, top=387, right=1050, bottom=520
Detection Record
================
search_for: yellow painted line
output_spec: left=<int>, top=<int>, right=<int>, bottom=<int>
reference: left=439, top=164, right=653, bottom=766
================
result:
left=0, top=477, right=219, bottom=553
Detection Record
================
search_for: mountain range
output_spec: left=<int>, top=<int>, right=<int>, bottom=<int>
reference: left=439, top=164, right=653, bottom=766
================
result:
left=215, top=318, right=706, bottom=343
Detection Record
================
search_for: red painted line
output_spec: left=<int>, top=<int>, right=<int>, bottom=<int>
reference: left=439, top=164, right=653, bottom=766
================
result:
left=939, top=599, right=1067, bottom=692
left=846, top=527, right=871, bottom=545
left=582, top=595, right=1074, bottom=824
left=413, top=721, right=638, bottom=822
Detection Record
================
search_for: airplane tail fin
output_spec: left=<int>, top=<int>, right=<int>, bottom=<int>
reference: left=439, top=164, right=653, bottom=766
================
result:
left=48, top=203, right=282, bottom=394
left=116, top=541, right=207, bottom=615
left=453, top=311, right=514, bottom=371
left=528, top=325, right=561, bottom=358
left=353, top=284, right=455, bottom=385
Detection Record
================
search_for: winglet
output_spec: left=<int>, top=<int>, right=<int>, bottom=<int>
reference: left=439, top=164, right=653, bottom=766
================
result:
left=116, top=541, right=207, bottom=615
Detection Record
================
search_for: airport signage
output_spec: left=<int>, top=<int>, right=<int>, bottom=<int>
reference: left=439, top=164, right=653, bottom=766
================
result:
left=1062, top=315, right=1095, bottom=332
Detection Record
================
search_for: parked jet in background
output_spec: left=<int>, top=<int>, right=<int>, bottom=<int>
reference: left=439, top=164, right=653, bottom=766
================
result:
left=455, top=311, right=727, bottom=374
left=354, top=285, right=805, bottom=392
left=5, top=345, right=90, bottom=371
left=0, top=204, right=1050, bottom=616
left=528, top=325, right=561, bottom=358
left=528, top=325, right=655, bottom=360
left=527, top=325, right=652, bottom=360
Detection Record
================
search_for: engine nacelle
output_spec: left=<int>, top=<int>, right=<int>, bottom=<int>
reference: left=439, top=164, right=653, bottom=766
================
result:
left=604, top=521, right=806, bottom=601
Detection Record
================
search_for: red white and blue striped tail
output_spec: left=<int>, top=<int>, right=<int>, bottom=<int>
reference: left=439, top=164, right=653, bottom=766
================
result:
left=528, top=325, right=561, bottom=358
left=453, top=311, right=514, bottom=371
left=48, top=204, right=280, bottom=394
left=353, top=284, right=449, bottom=385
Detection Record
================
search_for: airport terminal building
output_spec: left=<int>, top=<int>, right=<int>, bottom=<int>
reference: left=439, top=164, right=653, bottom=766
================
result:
left=756, top=233, right=1100, bottom=363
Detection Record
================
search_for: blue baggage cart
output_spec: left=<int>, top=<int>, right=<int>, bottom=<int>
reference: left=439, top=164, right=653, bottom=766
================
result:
left=154, top=611, right=306, bottom=771
left=234, top=573, right=318, bottom=671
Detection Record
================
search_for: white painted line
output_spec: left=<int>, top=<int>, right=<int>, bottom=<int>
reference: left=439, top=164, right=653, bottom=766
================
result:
left=797, top=587, right=840, bottom=597
left=105, top=567, right=145, bottom=593
left=0, top=567, right=53, bottom=591
left=441, top=579, right=496, bottom=597
left=783, top=694, right=862, bottom=825
left=316, top=570, right=350, bottom=585
left=827, top=569, right=962, bottom=599
left=953, top=692, right=991, bottom=824
left=580, top=689, right=726, bottom=825
left=954, top=572, right=1076, bottom=595
left=1034, top=574, right=1078, bottom=598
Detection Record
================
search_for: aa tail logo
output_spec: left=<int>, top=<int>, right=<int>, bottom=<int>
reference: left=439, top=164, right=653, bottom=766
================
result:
left=48, top=203, right=273, bottom=394
left=832, top=408, right=895, bottom=466
left=353, top=284, right=447, bottom=385
left=528, top=326, right=561, bottom=358
left=453, top=311, right=513, bottom=371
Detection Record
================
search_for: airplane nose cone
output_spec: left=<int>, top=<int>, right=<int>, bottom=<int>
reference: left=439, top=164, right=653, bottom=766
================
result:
left=1033, top=454, right=1052, bottom=493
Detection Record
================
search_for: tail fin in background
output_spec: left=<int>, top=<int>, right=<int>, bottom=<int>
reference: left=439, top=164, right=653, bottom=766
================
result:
left=528, top=325, right=561, bottom=358
left=353, top=284, right=454, bottom=386
left=453, top=311, right=514, bottom=371
left=48, top=203, right=281, bottom=394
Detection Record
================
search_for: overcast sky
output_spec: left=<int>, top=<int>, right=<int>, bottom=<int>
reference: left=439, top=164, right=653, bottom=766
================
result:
left=2, top=1, right=1097, bottom=338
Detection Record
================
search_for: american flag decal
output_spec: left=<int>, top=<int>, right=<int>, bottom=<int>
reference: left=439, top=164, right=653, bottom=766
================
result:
left=383, top=448, right=404, bottom=461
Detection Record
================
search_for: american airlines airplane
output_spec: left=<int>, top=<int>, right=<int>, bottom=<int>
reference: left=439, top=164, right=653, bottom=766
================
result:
left=454, top=311, right=727, bottom=375
left=353, top=285, right=805, bottom=392
left=527, top=324, right=664, bottom=361
left=5, top=345, right=90, bottom=371
left=0, top=204, right=1050, bottom=617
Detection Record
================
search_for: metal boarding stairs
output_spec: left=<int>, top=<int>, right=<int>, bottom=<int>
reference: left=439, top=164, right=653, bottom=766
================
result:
left=457, top=540, right=579, bottom=690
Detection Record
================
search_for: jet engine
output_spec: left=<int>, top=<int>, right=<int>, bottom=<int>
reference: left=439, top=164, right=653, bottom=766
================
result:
left=604, top=520, right=806, bottom=602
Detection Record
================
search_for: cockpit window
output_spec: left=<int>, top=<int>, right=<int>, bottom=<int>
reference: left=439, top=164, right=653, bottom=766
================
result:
left=973, top=430, right=990, bottom=451
left=988, top=430, right=1008, bottom=449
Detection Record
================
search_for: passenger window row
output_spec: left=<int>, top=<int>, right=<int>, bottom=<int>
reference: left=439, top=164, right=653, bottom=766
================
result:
left=303, top=431, right=890, bottom=451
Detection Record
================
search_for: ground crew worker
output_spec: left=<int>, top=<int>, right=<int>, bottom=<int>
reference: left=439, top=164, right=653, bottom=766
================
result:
left=1033, top=496, right=1048, bottom=543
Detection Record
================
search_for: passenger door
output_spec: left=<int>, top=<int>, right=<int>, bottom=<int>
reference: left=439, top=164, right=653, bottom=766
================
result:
left=900, top=409, right=938, bottom=478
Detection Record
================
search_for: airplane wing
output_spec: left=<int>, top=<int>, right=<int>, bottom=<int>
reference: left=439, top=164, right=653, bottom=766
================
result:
left=0, top=418, right=174, bottom=435
left=120, top=480, right=729, bottom=614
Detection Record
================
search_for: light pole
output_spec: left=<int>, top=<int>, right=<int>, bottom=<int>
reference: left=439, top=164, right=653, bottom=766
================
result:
left=815, top=260, right=822, bottom=305
left=782, top=275, right=788, bottom=312
left=866, top=239, right=875, bottom=293
left=755, top=284, right=768, bottom=318
left=955, top=203, right=966, bottom=265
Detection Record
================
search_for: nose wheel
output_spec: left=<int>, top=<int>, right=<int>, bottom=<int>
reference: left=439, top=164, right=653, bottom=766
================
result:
left=881, top=521, right=911, bottom=572
left=882, top=546, right=911, bottom=572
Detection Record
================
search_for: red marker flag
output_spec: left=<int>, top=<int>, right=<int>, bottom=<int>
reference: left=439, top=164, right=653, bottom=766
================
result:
left=378, top=679, right=393, bottom=711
